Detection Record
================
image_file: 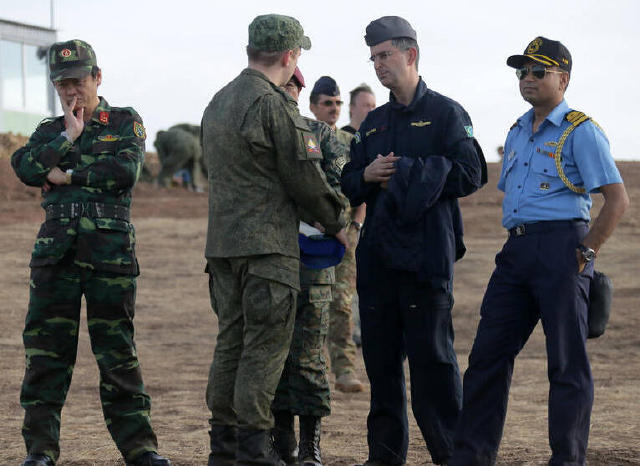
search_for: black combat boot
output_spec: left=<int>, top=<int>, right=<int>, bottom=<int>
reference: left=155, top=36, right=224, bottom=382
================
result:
left=237, top=428, right=285, bottom=466
left=298, top=416, right=322, bottom=466
left=21, top=454, right=53, bottom=466
left=126, top=451, right=171, bottom=466
left=208, top=424, right=238, bottom=466
left=272, top=410, right=298, bottom=464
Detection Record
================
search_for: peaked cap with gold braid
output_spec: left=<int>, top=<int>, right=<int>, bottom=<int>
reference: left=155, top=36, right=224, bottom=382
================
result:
left=507, top=36, right=572, bottom=72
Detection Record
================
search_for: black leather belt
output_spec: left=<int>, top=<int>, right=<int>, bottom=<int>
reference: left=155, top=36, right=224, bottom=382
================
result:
left=45, top=202, right=130, bottom=221
left=508, top=219, right=587, bottom=237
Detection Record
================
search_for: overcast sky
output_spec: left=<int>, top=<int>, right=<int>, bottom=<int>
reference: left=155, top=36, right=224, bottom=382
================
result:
left=5, top=0, right=640, bottom=161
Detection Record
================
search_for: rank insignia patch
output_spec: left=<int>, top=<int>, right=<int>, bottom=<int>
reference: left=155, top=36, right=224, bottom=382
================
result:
left=99, top=111, right=109, bottom=124
left=98, top=135, right=119, bottom=142
left=544, top=141, right=558, bottom=147
left=464, top=125, right=474, bottom=138
left=133, top=121, right=146, bottom=139
left=410, top=120, right=431, bottom=127
left=540, top=182, right=550, bottom=190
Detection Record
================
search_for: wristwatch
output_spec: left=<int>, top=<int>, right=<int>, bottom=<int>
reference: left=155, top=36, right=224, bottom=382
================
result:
left=351, top=221, right=363, bottom=231
left=577, top=243, right=596, bottom=262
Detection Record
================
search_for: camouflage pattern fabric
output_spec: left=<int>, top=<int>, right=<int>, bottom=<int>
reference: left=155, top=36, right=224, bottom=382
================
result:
left=21, top=260, right=157, bottom=462
left=248, top=14, right=311, bottom=52
left=271, top=119, right=347, bottom=417
left=202, top=69, right=346, bottom=432
left=11, top=98, right=158, bottom=461
left=329, top=220, right=360, bottom=376
left=11, top=97, right=144, bottom=275
left=272, top=266, right=334, bottom=417
left=206, top=256, right=297, bottom=429
left=327, top=128, right=360, bottom=377
left=154, top=126, right=205, bottom=191
left=201, top=68, right=347, bottom=261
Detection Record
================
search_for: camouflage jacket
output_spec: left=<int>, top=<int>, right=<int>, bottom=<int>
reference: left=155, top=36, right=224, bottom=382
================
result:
left=303, top=117, right=348, bottom=191
left=202, top=68, right=346, bottom=261
left=11, top=97, right=145, bottom=275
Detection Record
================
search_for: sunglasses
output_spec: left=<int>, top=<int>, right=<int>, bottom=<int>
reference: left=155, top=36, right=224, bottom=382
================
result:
left=516, top=64, right=565, bottom=80
left=319, top=100, right=343, bottom=107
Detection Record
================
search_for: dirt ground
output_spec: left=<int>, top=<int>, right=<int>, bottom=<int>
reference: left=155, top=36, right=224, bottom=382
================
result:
left=1, top=141, right=639, bottom=464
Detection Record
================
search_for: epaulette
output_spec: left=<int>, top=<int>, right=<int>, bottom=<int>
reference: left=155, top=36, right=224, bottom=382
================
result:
left=555, top=110, right=605, bottom=194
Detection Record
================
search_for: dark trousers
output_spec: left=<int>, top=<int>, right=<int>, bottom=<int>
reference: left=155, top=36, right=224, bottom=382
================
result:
left=451, top=221, right=593, bottom=466
left=356, top=245, right=462, bottom=465
left=21, top=261, right=157, bottom=462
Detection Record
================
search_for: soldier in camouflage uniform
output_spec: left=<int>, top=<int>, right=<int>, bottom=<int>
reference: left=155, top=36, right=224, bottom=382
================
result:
left=201, top=16, right=347, bottom=466
left=10, top=40, right=170, bottom=466
left=154, top=123, right=206, bottom=192
left=270, top=68, right=349, bottom=466
left=309, top=76, right=365, bottom=393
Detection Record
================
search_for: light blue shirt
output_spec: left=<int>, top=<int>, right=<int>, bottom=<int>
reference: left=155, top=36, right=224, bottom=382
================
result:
left=499, top=100, right=623, bottom=229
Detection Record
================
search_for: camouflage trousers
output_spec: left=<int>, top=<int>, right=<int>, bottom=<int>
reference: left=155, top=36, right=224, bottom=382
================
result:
left=328, top=222, right=359, bottom=376
left=21, top=261, right=157, bottom=463
left=273, top=266, right=334, bottom=417
left=206, top=255, right=297, bottom=430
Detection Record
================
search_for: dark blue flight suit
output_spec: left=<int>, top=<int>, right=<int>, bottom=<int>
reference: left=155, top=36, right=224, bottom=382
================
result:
left=341, top=78, right=487, bottom=465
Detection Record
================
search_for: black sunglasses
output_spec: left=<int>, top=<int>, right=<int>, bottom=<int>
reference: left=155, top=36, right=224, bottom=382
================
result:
left=516, top=64, right=564, bottom=80
left=319, top=100, right=343, bottom=107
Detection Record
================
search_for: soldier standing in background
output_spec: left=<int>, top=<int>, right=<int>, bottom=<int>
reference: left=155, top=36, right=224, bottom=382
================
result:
left=340, top=83, right=376, bottom=348
left=271, top=67, right=349, bottom=466
left=309, top=76, right=365, bottom=393
left=341, top=83, right=376, bottom=135
left=201, top=15, right=347, bottom=466
left=11, top=39, right=170, bottom=466
left=154, top=123, right=206, bottom=192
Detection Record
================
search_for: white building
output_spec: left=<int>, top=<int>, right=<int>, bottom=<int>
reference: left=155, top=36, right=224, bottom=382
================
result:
left=0, top=18, right=56, bottom=136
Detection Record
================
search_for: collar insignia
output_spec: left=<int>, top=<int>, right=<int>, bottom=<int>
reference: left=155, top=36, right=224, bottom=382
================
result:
left=410, top=120, right=431, bottom=127
left=99, top=111, right=109, bottom=124
left=354, top=131, right=361, bottom=144
left=365, top=128, right=377, bottom=137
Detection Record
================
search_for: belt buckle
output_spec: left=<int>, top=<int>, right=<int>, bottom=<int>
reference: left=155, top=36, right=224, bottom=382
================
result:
left=514, top=224, right=526, bottom=236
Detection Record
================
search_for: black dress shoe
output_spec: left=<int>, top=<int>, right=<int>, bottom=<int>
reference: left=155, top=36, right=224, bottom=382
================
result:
left=126, top=451, right=172, bottom=466
left=22, top=454, right=54, bottom=466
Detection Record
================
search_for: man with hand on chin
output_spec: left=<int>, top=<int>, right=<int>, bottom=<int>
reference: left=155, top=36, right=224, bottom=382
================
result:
left=12, top=40, right=170, bottom=466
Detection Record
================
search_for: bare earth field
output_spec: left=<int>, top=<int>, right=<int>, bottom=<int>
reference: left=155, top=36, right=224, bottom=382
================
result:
left=1, top=145, right=638, bottom=464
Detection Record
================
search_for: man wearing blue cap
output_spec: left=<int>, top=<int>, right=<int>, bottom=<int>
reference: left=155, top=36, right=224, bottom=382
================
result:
left=451, top=36, right=629, bottom=466
left=310, top=76, right=366, bottom=394
left=341, top=16, right=487, bottom=466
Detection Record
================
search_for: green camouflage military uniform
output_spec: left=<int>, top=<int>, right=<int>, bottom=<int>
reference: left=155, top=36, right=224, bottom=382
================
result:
left=328, top=128, right=360, bottom=378
left=154, top=124, right=205, bottom=191
left=202, top=68, right=346, bottom=431
left=273, top=117, right=348, bottom=417
left=11, top=98, right=158, bottom=463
